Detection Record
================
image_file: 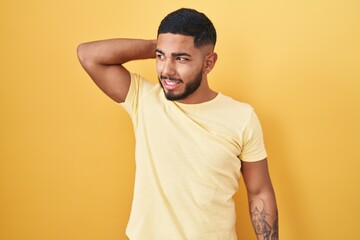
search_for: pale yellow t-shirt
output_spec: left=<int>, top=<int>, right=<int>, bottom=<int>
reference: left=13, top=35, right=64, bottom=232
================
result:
left=121, top=73, right=267, bottom=240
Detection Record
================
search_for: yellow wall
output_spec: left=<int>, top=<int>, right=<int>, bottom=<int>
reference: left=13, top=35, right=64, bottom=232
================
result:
left=1, top=0, right=359, bottom=239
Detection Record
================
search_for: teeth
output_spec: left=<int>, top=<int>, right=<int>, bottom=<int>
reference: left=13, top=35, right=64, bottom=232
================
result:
left=165, top=80, right=176, bottom=86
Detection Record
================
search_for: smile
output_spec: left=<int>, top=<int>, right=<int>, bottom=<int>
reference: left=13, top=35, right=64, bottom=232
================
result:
left=161, top=77, right=183, bottom=90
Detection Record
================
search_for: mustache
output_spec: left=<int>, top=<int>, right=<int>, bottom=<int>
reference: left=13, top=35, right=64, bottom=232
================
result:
left=159, top=75, right=183, bottom=82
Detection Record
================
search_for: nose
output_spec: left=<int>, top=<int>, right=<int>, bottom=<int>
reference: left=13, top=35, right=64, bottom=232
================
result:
left=161, top=59, right=176, bottom=76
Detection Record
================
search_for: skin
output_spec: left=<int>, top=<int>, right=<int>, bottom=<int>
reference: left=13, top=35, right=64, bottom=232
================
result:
left=77, top=38, right=157, bottom=103
left=77, top=34, right=278, bottom=238
left=156, top=33, right=218, bottom=104
left=242, top=159, right=278, bottom=240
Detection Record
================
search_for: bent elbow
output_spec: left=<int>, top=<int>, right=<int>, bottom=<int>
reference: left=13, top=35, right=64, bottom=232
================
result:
left=77, top=43, right=88, bottom=65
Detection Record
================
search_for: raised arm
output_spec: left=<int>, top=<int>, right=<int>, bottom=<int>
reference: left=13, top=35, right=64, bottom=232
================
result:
left=77, top=39, right=157, bottom=103
left=241, top=158, right=278, bottom=240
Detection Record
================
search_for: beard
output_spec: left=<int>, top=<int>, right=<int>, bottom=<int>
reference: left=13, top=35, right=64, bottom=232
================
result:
left=159, top=70, right=203, bottom=101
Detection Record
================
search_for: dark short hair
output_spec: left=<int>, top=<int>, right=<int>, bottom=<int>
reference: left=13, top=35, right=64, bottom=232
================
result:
left=157, top=8, right=217, bottom=48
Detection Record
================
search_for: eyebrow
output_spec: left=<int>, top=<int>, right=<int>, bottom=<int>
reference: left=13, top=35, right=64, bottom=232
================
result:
left=155, top=49, right=191, bottom=57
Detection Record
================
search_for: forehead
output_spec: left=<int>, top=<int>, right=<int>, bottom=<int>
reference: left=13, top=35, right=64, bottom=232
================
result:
left=157, top=33, right=197, bottom=53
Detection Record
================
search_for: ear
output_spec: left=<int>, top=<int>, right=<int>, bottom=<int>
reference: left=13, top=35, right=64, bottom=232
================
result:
left=203, top=52, right=218, bottom=75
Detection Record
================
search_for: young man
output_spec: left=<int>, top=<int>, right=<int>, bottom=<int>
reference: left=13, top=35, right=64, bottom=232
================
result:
left=78, top=8, right=278, bottom=240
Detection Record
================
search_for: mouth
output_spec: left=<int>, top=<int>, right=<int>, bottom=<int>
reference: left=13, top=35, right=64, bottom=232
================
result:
left=161, top=77, right=182, bottom=90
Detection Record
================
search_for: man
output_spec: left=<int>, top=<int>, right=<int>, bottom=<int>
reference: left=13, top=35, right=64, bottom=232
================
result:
left=77, top=8, right=278, bottom=240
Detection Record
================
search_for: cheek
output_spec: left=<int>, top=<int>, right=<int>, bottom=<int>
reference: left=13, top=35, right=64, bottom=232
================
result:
left=156, top=61, right=162, bottom=75
left=182, top=65, right=203, bottom=79
left=180, top=61, right=203, bottom=75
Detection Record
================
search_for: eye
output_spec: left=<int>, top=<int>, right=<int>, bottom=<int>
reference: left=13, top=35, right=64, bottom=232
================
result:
left=176, top=57, right=189, bottom=62
left=156, top=54, right=165, bottom=60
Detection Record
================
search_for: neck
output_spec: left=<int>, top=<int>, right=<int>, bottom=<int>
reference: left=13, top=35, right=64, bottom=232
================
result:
left=176, top=88, right=218, bottom=104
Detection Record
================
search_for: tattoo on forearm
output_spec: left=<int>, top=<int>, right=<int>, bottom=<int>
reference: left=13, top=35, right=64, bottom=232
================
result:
left=250, top=199, right=278, bottom=240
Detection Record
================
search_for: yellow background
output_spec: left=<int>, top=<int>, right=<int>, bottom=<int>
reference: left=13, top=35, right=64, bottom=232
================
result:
left=1, top=0, right=359, bottom=239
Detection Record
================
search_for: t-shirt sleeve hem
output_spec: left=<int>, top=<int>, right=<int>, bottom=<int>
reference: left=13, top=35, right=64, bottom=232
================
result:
left=239, top=153, right=268, bottom=162
left=118, top=72, right=137, bottom=110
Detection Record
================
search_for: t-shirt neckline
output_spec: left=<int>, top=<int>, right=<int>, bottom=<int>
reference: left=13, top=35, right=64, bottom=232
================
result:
left=173, top=93, right=223, bottom=109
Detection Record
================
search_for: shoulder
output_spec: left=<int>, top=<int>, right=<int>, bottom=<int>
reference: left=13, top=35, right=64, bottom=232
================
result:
left=127, top=73, right=161, bottom=97
left=130, top=73, right=155, bottom=89
left=217, top=93, right=254, bottom=116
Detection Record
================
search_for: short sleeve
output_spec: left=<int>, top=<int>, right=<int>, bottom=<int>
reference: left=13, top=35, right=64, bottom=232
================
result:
left=239, top=110, right=267, bottom=162
left=119, top=73, right=153, bottom=122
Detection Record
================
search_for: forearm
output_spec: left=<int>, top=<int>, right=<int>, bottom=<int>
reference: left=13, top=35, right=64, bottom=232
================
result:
left=77, top=38, right=157, bottom=66
left=248, top=190, right=278, bottom=240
